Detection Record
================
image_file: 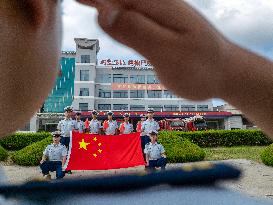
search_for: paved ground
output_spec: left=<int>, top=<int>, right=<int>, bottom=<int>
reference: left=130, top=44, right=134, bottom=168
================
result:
left=1, top=159, right=273, bottom=201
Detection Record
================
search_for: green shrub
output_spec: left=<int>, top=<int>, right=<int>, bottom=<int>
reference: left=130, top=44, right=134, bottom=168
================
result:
left=158, top=132, right=205, bottom=163
left=12, top=136, right=52, bottom=166
left=0, top=132, right=51, bottom=151
left=0, top=145, right=8, bottom=161
left=261, top=144, right=273, bottom=166
left=159, top=130, right=271, bottom=148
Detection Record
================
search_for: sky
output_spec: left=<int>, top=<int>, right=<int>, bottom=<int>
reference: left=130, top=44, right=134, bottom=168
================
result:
left=61, top=0, right=273, bottom=106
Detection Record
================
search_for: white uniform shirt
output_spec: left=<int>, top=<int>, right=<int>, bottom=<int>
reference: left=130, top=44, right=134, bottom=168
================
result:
left=75, top=120, right=84, bottom=133
left=141, top=119, right=160, bottom=136
left=105, top=120, right=118, bottom=135
left=43, top=143, right=67, bottom=161
left=90, top=119, right=102, bottom=134
left=57, top=118, right=76, bottom=137
left=120, top=122, right=134, bottom=134
left=144, top=142, right=165, bottom=160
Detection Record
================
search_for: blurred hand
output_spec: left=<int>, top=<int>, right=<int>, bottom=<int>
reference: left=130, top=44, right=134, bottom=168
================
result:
left=40, top=160, right=45, bottom=164
left=76, top=0, right=232, bottom=101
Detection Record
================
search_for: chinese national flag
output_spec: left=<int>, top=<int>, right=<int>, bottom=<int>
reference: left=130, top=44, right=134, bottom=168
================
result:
left=65, top=132, right=145, bottom=170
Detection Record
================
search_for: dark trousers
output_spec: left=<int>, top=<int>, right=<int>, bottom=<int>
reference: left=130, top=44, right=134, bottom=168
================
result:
left=148, top=157, right=167, bottom=171
left=60, top=137, right=70, bottom=148
left=141, top=135, right=151, bottom=159
left=40, top=161, right=65, bottom=179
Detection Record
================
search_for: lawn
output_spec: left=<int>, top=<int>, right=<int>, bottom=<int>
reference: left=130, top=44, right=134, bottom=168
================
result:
left=204, top=146, right=266, bottom=163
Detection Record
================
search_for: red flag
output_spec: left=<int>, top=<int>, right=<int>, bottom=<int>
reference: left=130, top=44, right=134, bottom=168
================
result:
left=65, top=132, right=145, bottom=170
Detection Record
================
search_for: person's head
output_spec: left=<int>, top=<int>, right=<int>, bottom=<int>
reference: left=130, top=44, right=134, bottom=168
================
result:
left=107, top=111, right=113, bottom=120
left=140, top=114, right=146, bottom=121
left=52, top=131, right=61, bottom=144
left=0, top=1, right=62, bottom=137
left=123, top=113, right=129, bottom=122
left=76, top=112, right=81, bottom=121
left=64, top=106, right=73, bottom=119
left=147, top=108, right=154, bottom=119
left=92, top=110, right=98, bottom=119
left=149, top=131, right=158, bottom=143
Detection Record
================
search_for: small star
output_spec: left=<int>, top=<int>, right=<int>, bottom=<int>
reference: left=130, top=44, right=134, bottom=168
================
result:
left=93, top=137, right=97, bottom=141
left=98, top=149, right=102, bottom=153
left=93, top=154, right=97, bottom=158
left=98, top=143, right=102, bottom=146
left=79, top=139, right=90, bottom=150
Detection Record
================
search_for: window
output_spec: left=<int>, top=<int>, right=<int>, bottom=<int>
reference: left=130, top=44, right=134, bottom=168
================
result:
left=80, top=70, right=89, bottom=81
left=130, top=75, right=145, bottom=84
left=197, top=105, right=209, bottom=111
left=98, top=104, right=111, bottom=110
left=164, top=105, right=179, bottom=111
left=79, top=88, right=89, bottom=96
left=181, top=105, right=196, bottom=111
left=113, top=104, right=128, bottom=110
left=113, top=90, right=128, bottom=98
left=147, top=75, right=160, bottom=84
left=97, top=74, right=111, bottom=83
left=147, top=90, right=162, bottom=98
left=130, top=105, right=145, bottom=111
left=163, top=90, right=176, bottom=98
left=98, top=89, right=111, bottom=98
left=79, top=103, right=88, bottom=111
left=148, top=105, right=163, bottom=112
left=81, top=55, right=90, bottom=63
left=130, top=90, right=145, bottom=98
left=113, top=74, right=128, bottom=83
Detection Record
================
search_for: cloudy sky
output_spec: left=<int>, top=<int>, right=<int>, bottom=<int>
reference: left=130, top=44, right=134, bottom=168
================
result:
left=62, top=0, right=273, bottom=106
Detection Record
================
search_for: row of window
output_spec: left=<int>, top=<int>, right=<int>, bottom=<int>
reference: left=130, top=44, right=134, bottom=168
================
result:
left=78, top=103, right=209, bottom=111
left=80, top=71, right=160, bottom=84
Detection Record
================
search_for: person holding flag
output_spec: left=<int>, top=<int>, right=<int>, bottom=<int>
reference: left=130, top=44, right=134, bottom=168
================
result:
left=89, top=110, right=102, bottom=135
left=141, top=108, right=160, bottom=155
left=103, top=111, right=118, bottom=135
left=74, top=112, right=84, bottom=133
left=119, top=113, right=134, bottom=134
left=57, top=106, right=76, bottom=147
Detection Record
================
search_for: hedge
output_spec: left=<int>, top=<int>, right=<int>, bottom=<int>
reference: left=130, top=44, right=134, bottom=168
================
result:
left=0, top=145, right=8, bottom=161
left=159, top=130, right=272, bottom=147
left=260, top=144, right=273, bottom=166
left=0, top=132, right=51, bottom=151
left=12, top=136, right=52, bottom=166
left=158, top=132, right=205, bottom=163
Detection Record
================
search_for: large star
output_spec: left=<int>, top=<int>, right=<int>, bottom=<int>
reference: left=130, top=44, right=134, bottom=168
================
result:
left=79, top=139, right=90, bottom=150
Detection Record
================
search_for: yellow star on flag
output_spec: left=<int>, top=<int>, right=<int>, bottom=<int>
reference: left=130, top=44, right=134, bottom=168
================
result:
left=98, top=143, right=102, bottom=146
left=93, top=153, right=97, bottom=158
left=79, top=139, right=90, bottom=150
left=93, top=137, right=97, bottom=141
left=98, top=149, right=102, bottom=153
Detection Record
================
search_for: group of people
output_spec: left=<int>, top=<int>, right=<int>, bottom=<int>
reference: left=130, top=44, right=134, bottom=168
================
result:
left=40, top=106, right=167, bottom=180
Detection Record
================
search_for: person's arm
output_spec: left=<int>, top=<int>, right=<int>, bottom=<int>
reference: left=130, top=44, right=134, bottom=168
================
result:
left=62, top=147, right=68, bottom=167
left=145, top=154, right=149, bottom=166
left=40, top=146, right=49, bottom=164
left=77, top=0, right=273, bottom=138
left=62, top=156, right=67, bottom=167
left=160, top=145, right=166, bottom=158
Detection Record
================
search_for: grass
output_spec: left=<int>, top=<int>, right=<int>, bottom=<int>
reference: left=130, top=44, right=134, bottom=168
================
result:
left=204, top=146, right=266, bottom=163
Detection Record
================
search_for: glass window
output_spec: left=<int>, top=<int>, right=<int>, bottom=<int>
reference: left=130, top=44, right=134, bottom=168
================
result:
left=113, top=90, right=128, bottom=98
left=113, top=104, right=128, bottom=110
left=98, top=104, right=111, bottom=110
left=130, top=90, right=145, bottom=98
left=98, top=89, right=111, bottom=98
left=79, top=88, right=89, bottom=96
left=147, top=90, right=162, bottom=98
left=130, top=105, right=145, bottom=111
left=79, top=103, right=88, bottom=111
left=163, top=90, right=176, bottom=98
left=148, top=105, right=163, bottom=112
left=147, top=75, right=160, bottom=84
left=197, top=105, right=209, bottom=111
left=164, top=105, right=179, bottom=111
left=113, top=74, right=128, bottom=83
left=181, top=105, right=196, bottom=111
left=80, top=70, right=89, bottom=81
left=81, top=55, right=90, bottom=63
left=97, top=74, right=111, bottom=83
left=130, top=75, right=145, bottom=84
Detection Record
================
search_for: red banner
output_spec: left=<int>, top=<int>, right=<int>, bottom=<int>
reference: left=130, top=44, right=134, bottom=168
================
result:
left=64, top=132, right=145, bottom=170
left=111, top=83, right=166, bottom=91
